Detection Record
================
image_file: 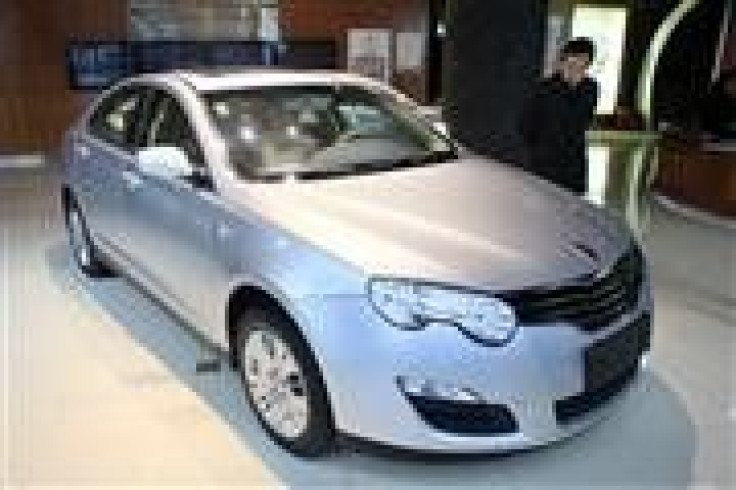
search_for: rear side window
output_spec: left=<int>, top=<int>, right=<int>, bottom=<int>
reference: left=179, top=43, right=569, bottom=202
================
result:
left=88, top=86, right=145, bottom=151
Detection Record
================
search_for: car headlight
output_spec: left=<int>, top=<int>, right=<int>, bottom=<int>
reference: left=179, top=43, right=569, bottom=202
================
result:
left=368, top=279, right=518, bottom=346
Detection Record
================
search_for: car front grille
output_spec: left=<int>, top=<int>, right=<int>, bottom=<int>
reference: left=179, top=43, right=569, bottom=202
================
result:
left=500, top=246, right=644, bottom=332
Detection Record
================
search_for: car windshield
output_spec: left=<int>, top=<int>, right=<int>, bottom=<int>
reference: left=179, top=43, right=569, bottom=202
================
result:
left=203, top=84, right=456, bottom=180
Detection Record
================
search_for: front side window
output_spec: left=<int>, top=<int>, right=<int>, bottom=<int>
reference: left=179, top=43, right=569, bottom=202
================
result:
left=88, top=86, right=144, bottom=150
left=204, top=85, right=456, bottom=179
left=143, top=91, right=205, bottom=168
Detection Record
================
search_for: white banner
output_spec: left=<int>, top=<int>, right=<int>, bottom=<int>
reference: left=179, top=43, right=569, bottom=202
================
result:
left=348, top=29, right=392, bottom=82
left=395, top=31, right=424, bottom=71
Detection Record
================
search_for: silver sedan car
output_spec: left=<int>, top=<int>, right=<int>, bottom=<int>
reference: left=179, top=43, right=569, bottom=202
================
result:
left=61, top=69, right=652, bottom=457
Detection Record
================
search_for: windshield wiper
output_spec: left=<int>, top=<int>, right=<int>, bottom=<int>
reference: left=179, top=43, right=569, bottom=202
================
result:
left=245, top=151, right=458, bottom=182
left=389, top=150, right=459, bottom=168
left=296, top=161, right=399, bottom=179
left=246, top=164, right=366, bottom=181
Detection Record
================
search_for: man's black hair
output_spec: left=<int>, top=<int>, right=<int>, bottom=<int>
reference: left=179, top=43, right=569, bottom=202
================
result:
left=561, top=37, right=596, bottom=61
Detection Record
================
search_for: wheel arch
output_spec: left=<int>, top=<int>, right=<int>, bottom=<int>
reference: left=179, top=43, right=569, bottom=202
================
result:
left=224, top=280, right=339, bottom=430
left=61, top=185, right=74, bottom=216
left=225, top=281, right=318, bottom=368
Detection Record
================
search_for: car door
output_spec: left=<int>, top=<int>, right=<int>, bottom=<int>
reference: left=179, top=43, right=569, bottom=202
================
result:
left=76, top=84, right=149, bottom=253
left=124, top=88, right=226, bottom=330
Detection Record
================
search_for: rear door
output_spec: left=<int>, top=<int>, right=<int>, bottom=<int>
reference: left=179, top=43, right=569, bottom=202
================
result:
left=77, top=84, right=151, bottom=254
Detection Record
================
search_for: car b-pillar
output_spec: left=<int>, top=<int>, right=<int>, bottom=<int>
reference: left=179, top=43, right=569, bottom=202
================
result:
left=443, top=0, right=547, bottom=165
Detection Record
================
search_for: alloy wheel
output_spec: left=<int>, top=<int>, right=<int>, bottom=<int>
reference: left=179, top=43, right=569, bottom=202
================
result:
left=241, top=327, right=311, bottom=440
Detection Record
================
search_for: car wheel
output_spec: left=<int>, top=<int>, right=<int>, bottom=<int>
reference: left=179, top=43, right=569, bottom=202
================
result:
left=65, top=200, right=111, bottom=278
left=236, top=307, right=336, bottom=457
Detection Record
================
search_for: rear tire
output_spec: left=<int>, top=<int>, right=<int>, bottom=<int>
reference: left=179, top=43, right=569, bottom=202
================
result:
left=64, top=199, right=112, bottom=278
left=235, top=307, right=336, bottom=457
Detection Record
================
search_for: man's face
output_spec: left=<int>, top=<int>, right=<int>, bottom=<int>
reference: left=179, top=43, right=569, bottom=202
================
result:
left=560, top=53, right=592, bottom=86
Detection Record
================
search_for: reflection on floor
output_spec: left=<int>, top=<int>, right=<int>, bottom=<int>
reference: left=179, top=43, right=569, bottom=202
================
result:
left=0, top=153, right=46, bottom=170
left=2, top=165, right=734, bottom=488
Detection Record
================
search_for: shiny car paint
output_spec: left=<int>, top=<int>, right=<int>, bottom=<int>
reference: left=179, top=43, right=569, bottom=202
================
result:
left=62, top=69, right=652, bottom=453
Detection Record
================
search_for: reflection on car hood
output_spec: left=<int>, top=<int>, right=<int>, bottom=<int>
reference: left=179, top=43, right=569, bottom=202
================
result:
left=230, top=158, right=631, bottom=291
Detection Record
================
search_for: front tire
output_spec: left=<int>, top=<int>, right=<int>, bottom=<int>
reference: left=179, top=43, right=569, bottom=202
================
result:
left=235, top=308, right=336, bottom=457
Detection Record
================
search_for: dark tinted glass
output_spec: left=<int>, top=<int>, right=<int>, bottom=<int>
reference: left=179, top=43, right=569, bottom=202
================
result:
left=88, top=86, right=145, bottom=150
left=143, top=91, right=205, bottom=168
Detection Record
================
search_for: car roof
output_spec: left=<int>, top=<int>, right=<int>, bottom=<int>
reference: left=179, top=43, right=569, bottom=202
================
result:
left=134, top=68, right=386, bottom=93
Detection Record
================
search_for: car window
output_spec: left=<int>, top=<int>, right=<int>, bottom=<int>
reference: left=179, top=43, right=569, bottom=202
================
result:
left=337, top=104, right=388, bottom=132
left=335, top=90, right=404, bottom=135
left=205, top=85, right=455, bottom=179
left=143, top=91, right=206, bottom=169
left=88, top=86, right=146, bottom=151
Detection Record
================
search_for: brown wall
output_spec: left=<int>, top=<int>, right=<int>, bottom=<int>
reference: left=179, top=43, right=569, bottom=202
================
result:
left=656, top=138, right=736, bottom=218
left=0, top=0, right=431, bottom=153
left=0, top=0, right=128, bottom=154
left=280, top=0, right=431, bottom=103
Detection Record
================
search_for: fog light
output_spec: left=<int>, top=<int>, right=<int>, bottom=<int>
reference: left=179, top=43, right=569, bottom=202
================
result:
left=640, top=354, right=650, bottom=369
left=396, top=376, right=483, bottom=403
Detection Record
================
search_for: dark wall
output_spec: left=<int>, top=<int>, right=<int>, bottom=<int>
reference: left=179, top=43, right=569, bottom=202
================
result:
left=443, top=0, right=547, bottom=163
left=617, top=0, right=679, bottom=111
left=427, top=0, right=446, bottom=103
left=652, top=0, right=727, bottom=126
left=718, top=1, right=735, bottom=72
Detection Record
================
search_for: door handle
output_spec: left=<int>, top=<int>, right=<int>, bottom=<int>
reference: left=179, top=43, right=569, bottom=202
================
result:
left=121, top=170, right=143, bottom=190
left=217, top=222, right=234, bottom=239
left=75, top=144, right=90, bottom=159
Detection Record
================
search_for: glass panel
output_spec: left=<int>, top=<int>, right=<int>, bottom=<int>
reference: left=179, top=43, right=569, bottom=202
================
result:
left=146, top=93, right=204, bottom=167
left=205, top=85, right=456, bottom=179
left=89, top=88, right=143, bottom=150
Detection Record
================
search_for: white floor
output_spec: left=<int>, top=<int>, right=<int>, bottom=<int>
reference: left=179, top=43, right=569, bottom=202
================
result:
left=2, top=167, right=734, bottom=489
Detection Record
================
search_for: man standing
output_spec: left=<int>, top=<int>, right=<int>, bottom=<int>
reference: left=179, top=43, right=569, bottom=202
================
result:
left=518, top=38, right=599, bottom=194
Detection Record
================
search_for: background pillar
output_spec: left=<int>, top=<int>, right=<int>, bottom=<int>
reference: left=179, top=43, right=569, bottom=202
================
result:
left=443, top=0, right=547, bottom=164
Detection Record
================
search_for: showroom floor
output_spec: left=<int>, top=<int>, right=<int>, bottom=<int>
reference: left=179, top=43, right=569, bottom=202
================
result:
left=2, top=164, right=734, bottom=489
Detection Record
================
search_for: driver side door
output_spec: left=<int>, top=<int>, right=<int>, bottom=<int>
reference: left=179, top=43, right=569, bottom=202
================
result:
left=123, top=88, right=223, bottom=327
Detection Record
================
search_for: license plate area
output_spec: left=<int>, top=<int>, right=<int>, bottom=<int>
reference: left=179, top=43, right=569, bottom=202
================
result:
left=584, top=314, right=651, bottom=392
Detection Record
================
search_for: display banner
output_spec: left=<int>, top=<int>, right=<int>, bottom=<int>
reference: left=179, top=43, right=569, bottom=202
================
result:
left=347, top=29, right=392, bottom=82
left=66, top=40, right=337, bottom=91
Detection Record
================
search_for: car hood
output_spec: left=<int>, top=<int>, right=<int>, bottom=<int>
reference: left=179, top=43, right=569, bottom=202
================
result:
left=228, top=158, right=631, bottom=291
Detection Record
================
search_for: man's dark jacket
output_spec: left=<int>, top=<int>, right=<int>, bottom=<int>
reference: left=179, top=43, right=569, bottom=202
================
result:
left=518, top=74, right=598, bottom=193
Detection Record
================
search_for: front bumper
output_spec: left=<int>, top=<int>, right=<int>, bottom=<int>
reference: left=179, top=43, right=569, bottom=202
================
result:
left=297, top=281, right=653, bottom=453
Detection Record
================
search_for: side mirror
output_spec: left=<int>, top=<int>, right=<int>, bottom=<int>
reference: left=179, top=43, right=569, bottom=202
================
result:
left=417, top=105, right=450, bottom=137
left=431, top=121, right=450, bottom=137
left=417, top=105, right=443, bottom=120
left=137, top=146, right=193, bottom=181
